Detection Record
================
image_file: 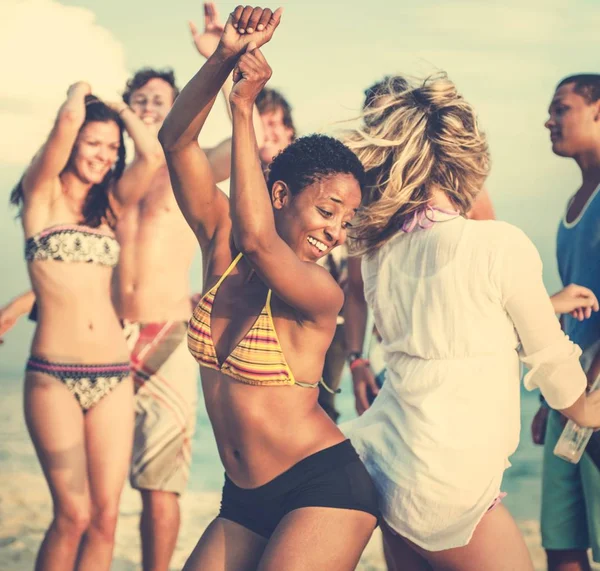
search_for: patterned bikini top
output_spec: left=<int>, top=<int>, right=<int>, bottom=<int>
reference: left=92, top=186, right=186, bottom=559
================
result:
left=25, top=224, right=120, bottom=267
left=188, top=253, right=324, bottom=389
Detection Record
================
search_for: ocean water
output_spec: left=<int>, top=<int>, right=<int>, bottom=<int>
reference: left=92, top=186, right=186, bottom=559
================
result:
left=0, top=367, right=543, bottom=521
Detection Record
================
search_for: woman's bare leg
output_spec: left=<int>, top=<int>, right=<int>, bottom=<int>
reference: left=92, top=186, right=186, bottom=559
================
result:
left=77, top=377, right=134, bottom=571
left=183, top=517, right=268, bottom=571
left=257, top=507, right=377, bottom=571
left=387, top=505, right=534, bottom=571
left=24, top=373, right=90, bottom=571
left=381, top=520, right=432, bottom=571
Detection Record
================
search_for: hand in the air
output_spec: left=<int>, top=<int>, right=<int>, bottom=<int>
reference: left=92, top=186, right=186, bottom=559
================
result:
left=190, top=2, right=225, bottom=59
left=67, top=81, right=92, bottom=98
left=230, top=43, right=272, bottom=107
left=218, top=6, right=282, bottom=59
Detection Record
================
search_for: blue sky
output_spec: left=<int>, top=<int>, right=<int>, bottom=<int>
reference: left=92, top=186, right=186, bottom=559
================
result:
left=0, top=0, right=598, bottom=373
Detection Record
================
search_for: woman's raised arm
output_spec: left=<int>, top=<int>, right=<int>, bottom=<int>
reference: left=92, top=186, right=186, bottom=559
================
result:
left=22, top=81, right=91, bottom=196
left=158, top=6, right=280, bottom=250
left=229, top=44, right=346, bottom=323
left=106, top=102, right=164, bottom=208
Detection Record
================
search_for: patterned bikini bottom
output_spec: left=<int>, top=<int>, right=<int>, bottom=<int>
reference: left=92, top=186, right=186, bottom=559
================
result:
left=26, top=356, right=131, bottom=411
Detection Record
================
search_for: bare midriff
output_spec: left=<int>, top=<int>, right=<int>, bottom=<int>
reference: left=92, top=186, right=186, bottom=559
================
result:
left=112, top=169, right=197, bottom=323
left=200, top=366, right=346, bottom=489
left=29, top=261, right=129, bottom=362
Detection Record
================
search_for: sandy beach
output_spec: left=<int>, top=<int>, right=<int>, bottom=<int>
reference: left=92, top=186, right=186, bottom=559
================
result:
left=0, top=469, right=588, bottom=571
left=0, top=375, right=597, bottom=570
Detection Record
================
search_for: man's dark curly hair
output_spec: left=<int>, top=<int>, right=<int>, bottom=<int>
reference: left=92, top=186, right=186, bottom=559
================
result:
left=266, top=134, right=365, bottom=197
left=122, top=68, right=179, bottom=104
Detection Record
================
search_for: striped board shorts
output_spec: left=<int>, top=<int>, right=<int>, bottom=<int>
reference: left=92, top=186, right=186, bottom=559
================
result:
left=124, top=321, right=198, bottom=495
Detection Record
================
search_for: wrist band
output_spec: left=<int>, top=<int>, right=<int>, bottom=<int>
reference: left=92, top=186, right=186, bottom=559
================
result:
left=118, top=106, right=130, bottom=115
left=350, top=358, right=370, bottom=372
left=347, top=351, right=362, bottom=366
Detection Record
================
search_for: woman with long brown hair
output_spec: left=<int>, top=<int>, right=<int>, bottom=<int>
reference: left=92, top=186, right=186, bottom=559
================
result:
left=11, top=82, right=160, bottom=570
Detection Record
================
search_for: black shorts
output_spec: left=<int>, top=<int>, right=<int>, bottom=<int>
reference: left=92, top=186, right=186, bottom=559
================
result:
left=218, top=439, right=380, bottom=538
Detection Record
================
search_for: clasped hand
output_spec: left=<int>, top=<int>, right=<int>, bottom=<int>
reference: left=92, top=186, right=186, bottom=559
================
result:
left=215, top=6, right=282, bottom=107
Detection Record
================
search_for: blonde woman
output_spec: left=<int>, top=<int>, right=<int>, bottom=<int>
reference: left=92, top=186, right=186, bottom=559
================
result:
left=341, top=74, right=600, bottom=570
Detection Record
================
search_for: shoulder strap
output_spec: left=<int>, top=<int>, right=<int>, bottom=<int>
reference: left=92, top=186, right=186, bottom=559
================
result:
left=212, top=252, right=244, bottom=291
left=265, top=289, right=297, bottom=384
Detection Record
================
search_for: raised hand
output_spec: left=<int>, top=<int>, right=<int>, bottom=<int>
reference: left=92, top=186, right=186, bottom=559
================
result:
left=67, top=81, right=91, bottom=98
left=230, top=44, right=272, bottom=108
left=190, top=2, right=225, bottom=59
left=218, top=6, right=282, bottom=59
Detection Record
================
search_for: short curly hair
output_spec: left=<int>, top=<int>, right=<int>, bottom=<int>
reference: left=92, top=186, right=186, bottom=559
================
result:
left=122, top=68, right=179, bottom=104
left=266, top=134, right=365, bottom=197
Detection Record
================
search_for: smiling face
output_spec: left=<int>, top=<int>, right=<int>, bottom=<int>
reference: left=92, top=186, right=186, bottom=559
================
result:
left=128, top=77, right=175, bottom=134
left=69, top=121, right=121, bottom=185
left=272, top=173, right=362, bottom=262
left=545, top=82, right=600, bottom=158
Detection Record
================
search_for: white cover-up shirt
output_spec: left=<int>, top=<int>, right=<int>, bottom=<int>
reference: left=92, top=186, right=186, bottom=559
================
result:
left=342, top=217, right=587, bottom=551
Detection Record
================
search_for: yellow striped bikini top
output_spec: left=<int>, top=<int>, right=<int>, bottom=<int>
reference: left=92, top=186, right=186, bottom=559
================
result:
left=188, top=253, right=333, bottom=391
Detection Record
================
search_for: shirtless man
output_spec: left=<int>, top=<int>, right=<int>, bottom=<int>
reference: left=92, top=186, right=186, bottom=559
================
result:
left=115, top=67, right=199, bottom=571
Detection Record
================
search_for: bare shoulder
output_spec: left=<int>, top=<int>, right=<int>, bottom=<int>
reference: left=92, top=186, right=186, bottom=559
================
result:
left=21, top=170, right=61, bottom=202
left=272, top=271, right=341, bottom=334
left=304, top=262, right=345, bottom=318
left=20, top=176, right=63, bottom=234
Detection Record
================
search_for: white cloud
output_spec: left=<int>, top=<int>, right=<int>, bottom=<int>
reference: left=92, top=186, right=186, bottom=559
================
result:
left=0, top=0, right=128, bottom=165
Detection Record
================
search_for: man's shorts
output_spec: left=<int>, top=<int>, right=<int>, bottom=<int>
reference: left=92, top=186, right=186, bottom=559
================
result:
left=541, top=407, right=600, bottom=560
left=125, top=321, right=198, bottom=495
